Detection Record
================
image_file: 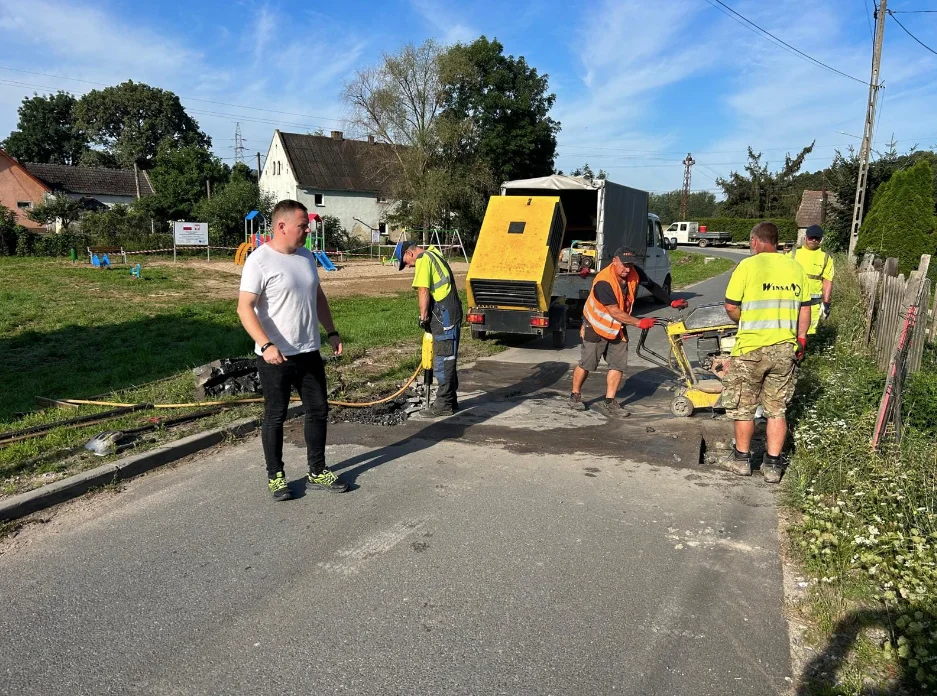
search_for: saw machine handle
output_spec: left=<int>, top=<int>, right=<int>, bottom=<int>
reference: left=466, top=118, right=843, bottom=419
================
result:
left=635, top=320, right=676, bottom=373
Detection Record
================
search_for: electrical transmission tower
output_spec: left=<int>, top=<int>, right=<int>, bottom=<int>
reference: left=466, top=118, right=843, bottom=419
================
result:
left=234, top=123, right=246, bottom=164
left=681, top=153, right=695, bottom=220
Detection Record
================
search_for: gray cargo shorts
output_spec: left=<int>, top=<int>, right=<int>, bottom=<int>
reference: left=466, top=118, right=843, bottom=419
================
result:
left=579, top=338, right=629, bottom=372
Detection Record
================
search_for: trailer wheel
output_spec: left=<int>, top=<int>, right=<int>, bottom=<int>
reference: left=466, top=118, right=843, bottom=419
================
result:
left=472, top=329, right=487, bottom=341
left=697, top=238, right=709, bottom=248
left=659, top=275, right=672, bottom=303
left=670, top=395, right=694, bottom=418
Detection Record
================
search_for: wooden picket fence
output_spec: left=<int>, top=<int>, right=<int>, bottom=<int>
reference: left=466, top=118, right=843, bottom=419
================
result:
left=857, top=254, right=934, bottom=448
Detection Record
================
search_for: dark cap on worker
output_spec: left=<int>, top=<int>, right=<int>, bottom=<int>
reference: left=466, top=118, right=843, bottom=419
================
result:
left=805, top=224, right=824, bottom=240
left=394, top=241, right=413, bottom=271
left=612, top=246, right=638, bottom=264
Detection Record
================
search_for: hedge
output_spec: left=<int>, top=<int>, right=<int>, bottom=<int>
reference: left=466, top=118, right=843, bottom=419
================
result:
left=856, top=160, right=937, bottom=278
left=0, top=230, right=92, bottom=258
left=695, top=217, right=798, bottom=243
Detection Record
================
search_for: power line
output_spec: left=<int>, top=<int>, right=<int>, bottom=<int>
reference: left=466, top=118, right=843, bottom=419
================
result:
left=703, top=0, right=869, bottom=85
left=863, top=0, right=875, bottom=40
left=888, top=11, right=937, bottom=56
left=889, top=9, right=937, bottom=13
left=0, top=65, right=346, bottom=122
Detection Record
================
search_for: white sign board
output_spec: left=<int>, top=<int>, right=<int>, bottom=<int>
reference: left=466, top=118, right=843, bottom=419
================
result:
left=173, top=221, right=209, bottom=246
left=371, top=230, right=381, bottom=244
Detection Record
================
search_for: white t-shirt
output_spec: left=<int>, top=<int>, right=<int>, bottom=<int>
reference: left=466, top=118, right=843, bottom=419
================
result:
left=239, top=244, right=321, bottom=356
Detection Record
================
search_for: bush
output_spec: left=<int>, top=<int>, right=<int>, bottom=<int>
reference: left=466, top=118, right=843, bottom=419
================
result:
left=0, top=204, right=23, bottom=256
left=322, top=215, right=358, bottom=251
left=79, top=204, right=151, bottom=247
left=696, top=217, right=798, bottom=243
left=857, top=160, right=937, bottom=277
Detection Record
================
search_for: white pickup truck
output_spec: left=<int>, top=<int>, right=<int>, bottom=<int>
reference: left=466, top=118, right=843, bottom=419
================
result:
left=665, top=221, right=732, bottom=248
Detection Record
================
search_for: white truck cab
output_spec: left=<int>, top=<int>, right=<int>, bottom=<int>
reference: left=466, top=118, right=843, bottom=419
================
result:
left=638, top=213, right=674, bottom=298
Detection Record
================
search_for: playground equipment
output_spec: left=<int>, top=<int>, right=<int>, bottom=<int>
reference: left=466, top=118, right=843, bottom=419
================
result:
left=130, top=264, right=142, bottom=279
left=91, top=253, right=111, bottom=269
left=236, top=209, right=336, bottom=270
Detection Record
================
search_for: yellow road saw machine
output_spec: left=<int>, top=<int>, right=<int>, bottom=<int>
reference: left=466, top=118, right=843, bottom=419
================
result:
left=636, top=303, right=739, bottom=418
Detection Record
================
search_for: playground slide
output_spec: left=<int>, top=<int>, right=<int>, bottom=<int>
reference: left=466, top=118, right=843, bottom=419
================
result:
left=314, top=251, right=337, bottom=271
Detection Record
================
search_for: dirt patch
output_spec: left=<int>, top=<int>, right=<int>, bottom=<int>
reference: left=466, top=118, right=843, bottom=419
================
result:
left=147, top=257, right=469, bottom=299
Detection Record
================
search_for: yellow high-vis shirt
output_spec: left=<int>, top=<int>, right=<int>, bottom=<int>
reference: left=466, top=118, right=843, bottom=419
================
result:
left=725, top=253, right=810, bottom=355
left=412, top=245, right=455, bottom=303
left=792, top=247, right=834, bottom=334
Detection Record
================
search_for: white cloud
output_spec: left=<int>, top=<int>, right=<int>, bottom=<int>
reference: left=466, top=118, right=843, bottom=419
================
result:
left=409, top=0, right=476, bottom=45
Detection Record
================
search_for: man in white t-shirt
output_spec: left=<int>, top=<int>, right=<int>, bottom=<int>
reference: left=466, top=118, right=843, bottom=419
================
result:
left=237, top=200, right=347, bottom=500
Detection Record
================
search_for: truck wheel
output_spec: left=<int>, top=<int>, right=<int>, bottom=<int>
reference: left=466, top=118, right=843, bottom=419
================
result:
left=698, top=238, right=709, bottom=248
left=551, top=325, right=566, bottom=349
left=671, top=396, right=694, bottom=418
left=581, top=256, right=595, bottom=270
left=659, top=275, right=672, bottom=303
left=472, top=329, right=487, bottom=341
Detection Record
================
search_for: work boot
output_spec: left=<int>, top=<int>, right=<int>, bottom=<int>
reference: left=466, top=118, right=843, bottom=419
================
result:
left=762, top=454, right=785, bottom=484
left=268, top=471, right=292, bottom=501
left=720, top=448, right=752, bottom=476
left=413, top=402, right=456, bottom=419
left=307, top=467, right=349, bottom=493
left=568, top=393, right=586, bottom=411
left=598, top=398, right=631, bottom=418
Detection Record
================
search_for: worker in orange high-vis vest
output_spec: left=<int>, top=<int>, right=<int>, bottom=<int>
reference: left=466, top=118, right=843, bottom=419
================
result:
left=570, top=246, right=687, bottom=417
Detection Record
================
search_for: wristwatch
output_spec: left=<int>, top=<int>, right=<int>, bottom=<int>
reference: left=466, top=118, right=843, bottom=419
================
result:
left=260, top=341, right=274, bottom=353
left=327, top=331, right=340, bottom=339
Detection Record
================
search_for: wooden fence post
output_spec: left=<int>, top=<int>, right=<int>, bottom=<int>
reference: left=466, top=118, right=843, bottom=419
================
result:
left=883, top=257, right=899, bottom=277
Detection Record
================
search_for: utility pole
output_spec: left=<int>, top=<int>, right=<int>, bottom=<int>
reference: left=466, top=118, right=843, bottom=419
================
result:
left=681, top=153, right=695, bottom=220
left=256, top=152, right=262, bottom=183
left=848, top=0, right=887, bottom=263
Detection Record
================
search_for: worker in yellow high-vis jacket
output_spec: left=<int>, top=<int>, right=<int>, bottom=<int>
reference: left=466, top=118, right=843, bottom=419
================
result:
left=720, top=222, right=812, bottom=484
left=792, top=224, right=834, bottom=333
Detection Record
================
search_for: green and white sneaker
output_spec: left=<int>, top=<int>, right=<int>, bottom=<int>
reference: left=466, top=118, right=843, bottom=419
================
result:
left=307, top=467, right=349, bottom=493
left=268, top=471, right=292, bottom=501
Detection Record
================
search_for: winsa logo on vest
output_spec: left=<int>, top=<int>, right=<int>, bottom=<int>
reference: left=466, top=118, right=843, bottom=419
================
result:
left=762, top=282, right=802, bottom=295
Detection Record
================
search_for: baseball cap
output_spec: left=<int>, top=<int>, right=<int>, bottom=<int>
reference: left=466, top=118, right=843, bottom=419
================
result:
left=394, top=241, right=413, bottom=271
left=612, top=246, right=638, bottom=264
left=805, top=225, right=824, bottom=240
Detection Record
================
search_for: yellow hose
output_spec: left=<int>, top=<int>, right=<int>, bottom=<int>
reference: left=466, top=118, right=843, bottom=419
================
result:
left=60, top=364, right=424, bottom=410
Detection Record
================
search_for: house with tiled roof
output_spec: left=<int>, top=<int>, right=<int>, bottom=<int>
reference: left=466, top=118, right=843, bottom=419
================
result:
left=259, top=130, right=399, bottom=243
left=795, top=190, right=837, bottom=242
left=0, top=148, right=154, bottom=231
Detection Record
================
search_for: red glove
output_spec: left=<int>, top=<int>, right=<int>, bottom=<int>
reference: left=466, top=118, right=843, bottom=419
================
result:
left=795, top=337, right=806, bottom=361
left=637, top=318, right=656, bottom=331
left=670, top=299, right=688, bottom=310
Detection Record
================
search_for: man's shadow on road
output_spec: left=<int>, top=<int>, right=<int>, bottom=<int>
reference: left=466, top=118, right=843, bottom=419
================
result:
left=328, top=361, right=571, bottom=486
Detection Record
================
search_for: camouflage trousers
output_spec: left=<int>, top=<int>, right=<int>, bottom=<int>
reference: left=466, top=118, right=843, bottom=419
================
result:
left=718, top=343, right=797, bottom=420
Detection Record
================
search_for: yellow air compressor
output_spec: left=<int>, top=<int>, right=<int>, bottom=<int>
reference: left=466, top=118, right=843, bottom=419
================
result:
left=465, top=196, right=569, bottom=348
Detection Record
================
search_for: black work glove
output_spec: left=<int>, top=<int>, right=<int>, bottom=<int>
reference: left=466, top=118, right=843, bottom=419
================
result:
left=419, top=317, right=432, bottom=333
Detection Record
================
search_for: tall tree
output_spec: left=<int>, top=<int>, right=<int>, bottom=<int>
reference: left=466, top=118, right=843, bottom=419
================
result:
left=2, top=92, right=88, bottom=165
left=439, top=36, right=559, bottom=185
left=716, top=143, right=815, bottom=219
left=344, top=40, right=455, bottom=238
left=75, top=81, right=210, bottom=170
left=140, top=145, right=230, bottom=221
left=194, top=178, right=274, bottom=246
left=569, top=163, right=606, bottom=180
left=648, top=190, right=718, bottom=224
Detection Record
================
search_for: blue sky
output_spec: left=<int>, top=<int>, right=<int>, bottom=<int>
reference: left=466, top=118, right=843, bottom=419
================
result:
left=1, top=0, right=936, bottom=193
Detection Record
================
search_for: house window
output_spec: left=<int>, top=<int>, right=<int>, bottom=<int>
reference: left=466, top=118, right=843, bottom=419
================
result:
left=16, top=201, right=32, bottom=209
left=314, top=193, right=324, bottom=206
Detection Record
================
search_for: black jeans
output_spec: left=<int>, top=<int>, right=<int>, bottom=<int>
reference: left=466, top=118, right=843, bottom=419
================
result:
left=256, top=351, right=329, bottom=478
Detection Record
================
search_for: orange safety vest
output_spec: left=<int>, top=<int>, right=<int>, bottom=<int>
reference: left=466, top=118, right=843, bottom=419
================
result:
left=581, top=264, right=639, bottom=340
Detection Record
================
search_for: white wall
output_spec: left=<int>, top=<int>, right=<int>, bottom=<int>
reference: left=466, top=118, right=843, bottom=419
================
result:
left=258, top=132, right=298, bottom=204
left=295, top=187, right=393, bottom=243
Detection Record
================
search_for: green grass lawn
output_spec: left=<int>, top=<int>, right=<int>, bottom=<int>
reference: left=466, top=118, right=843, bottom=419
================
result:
left=0, top=252, right=733, bottom=495
left=669, top=250, right=735, bottom=288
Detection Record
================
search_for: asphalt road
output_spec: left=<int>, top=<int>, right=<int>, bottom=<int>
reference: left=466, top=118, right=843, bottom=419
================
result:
left=0, top=261, right=795, bottom=696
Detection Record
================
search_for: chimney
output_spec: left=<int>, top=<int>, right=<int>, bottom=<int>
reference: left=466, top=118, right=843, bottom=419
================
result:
left=330, top=130, right=343, bottom=140
left=368, top=135, right=375, bottom=145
